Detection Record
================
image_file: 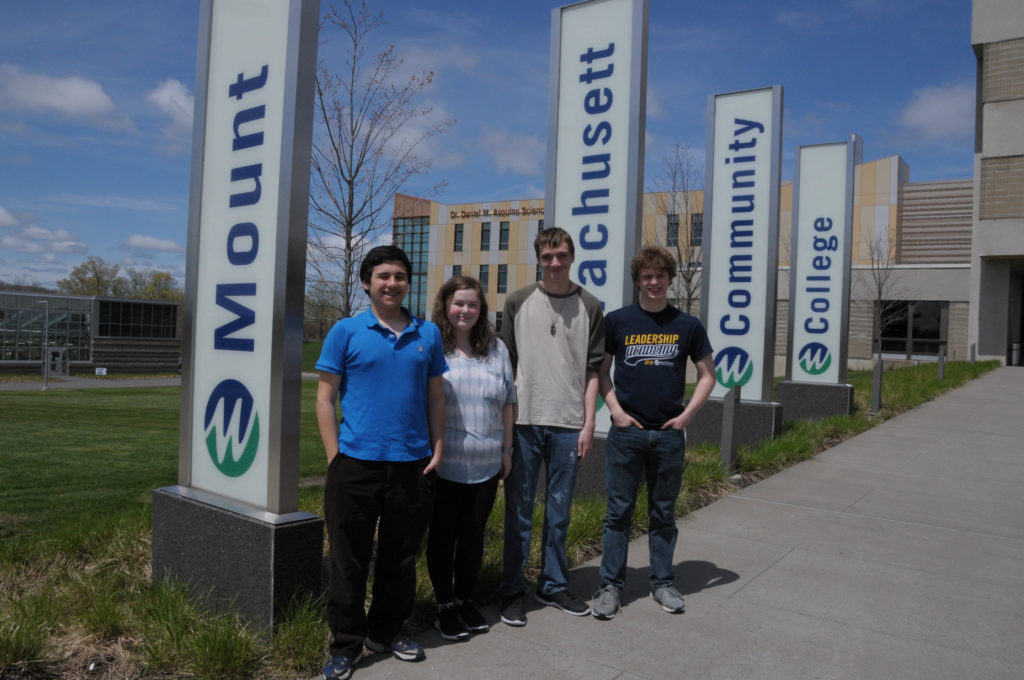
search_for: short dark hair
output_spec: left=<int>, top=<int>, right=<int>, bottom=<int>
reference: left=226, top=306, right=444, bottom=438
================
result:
left=534, top=227, right=575, bottom=259
left=359, top=245, right=412, bottom=284
left=630, top=246, right=677, bottom=283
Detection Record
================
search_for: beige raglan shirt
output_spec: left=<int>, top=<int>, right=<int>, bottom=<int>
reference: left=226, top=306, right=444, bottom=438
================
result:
left=499, top=282, right=605, bottom=429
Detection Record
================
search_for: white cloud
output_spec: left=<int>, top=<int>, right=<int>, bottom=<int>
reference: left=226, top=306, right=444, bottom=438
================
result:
left=391, top=45, right=478, bottom=89
left=0, top=205, right=17, bottom=228
left=646, top=85, right=666, bottom=119
left=21, top=225, right=79, bottom=242
left=0, top=209, right=87, bottom=255
left=477, top=129, right=545, bottom=176
left=146, top=78, right=194, bottom=139
left=123, top=234, right=185, bottom=253
left=0, top=63, right=135, bottom=132
left=57, top=193, right=177, bottom=211
left=0, top=120, right=29, bottom=135
left=898, top=83, right=975, bottom=141
left=776, top=12, right=823, bottom=31
left=382, top=101, right=461, bottom=168
left=1, top=231, right=87, bottom=254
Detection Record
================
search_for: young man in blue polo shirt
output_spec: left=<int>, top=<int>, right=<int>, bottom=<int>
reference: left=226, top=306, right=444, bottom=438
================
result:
left=592, top=245, right=715, bottom=620
left=315, top=245, right=447, bottom=680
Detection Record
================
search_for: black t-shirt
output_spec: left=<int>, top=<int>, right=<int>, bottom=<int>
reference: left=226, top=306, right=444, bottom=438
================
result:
left=605, top=303, right=713, bottom=428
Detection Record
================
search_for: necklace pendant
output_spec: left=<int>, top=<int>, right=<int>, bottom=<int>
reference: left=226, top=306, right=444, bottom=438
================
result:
left=550, top=323, right=556, bottom=337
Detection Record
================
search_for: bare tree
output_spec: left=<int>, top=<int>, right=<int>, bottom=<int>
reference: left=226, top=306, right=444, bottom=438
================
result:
left=0, top=275, right=53, bottom=293
left=308, top=0, right=454, bottom=319
left=650, top=142, right=703, bottom=314
left=862, top=232, right=907, bottom=356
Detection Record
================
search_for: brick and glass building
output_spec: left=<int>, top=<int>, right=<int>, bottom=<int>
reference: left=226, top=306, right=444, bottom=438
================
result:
left=968, top=0, right=1024, bottom=364
left=382, top=0, right=1021, bottom=370
left=0, top=291, right=182, bottom=375
left=392, top=148, right=976, bottom=369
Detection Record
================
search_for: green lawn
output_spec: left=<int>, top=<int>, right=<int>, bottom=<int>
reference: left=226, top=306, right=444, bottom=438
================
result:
left=0, top=382, right=328, bottom=542
left=302, top=341, right=323, bottom=372
left=0, top=359, right=1000, bottom=678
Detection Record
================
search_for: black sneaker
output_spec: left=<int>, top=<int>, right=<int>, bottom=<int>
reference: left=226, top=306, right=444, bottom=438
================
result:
left=434, top=602, right=470, bottom=641
left=365, top=637, right=425, bottom=662
left=500, top=592, right=527, bottom=627
left=456, top=599, right=489, bottom=633
left=534, top=589, right=591, bottom=616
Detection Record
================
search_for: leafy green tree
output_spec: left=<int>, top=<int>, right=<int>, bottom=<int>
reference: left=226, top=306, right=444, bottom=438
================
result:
left=57, top=256, right=121, bottom=297
left=56, top=257, right=182, bottom=301
left=117, top=268, right=183, bottom=301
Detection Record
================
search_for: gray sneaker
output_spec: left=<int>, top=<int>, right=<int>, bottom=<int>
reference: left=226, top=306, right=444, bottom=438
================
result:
left=591, top=585, right=620, bottom=620
left=651, top=585, right=685, bottom=613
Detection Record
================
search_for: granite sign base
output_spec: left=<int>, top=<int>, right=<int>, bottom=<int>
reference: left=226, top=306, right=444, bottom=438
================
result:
left=152, top=486, right=323, bottom=633
left=776, top=381, right=854, bottom=421
left=686, top=398, right=784, bottom=449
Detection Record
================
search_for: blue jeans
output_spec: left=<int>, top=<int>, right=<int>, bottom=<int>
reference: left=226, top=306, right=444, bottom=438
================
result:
left=501, top=425, right=580, bottom=596
left=599, top=424, right=685, bottom=591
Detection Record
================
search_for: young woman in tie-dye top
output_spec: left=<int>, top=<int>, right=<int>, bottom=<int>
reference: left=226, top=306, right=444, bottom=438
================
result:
left=427, top=275, right=516, bottom=642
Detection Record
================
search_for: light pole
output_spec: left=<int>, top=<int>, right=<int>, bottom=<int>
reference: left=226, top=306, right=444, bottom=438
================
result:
left=38, top=300, right=49, bottom=391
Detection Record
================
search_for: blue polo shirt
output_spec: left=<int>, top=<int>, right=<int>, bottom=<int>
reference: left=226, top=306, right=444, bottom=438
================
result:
left=316, top=307, right=449, bottom=462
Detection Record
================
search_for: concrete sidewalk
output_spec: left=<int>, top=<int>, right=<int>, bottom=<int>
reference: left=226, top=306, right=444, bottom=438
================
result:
left=0, top=372, right=319, bottom=391
left=0, top=374, right=183, bottom=391
left=342, top=367, right=1024, bottom=680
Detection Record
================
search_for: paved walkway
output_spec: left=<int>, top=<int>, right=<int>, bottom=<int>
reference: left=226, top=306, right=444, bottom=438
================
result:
left=339, top=367, right=1024, bottom=680
left=0, top=374, right=183, bottom=391
left=0, top=372, right=321, bottom=391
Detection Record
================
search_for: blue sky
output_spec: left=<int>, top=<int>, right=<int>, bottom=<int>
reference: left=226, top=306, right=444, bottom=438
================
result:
left=0, top=0, right=976, bottom=288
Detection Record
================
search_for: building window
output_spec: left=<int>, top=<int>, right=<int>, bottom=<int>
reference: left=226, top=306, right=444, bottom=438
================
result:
left=454, top=223, right=464, bottom=252
left=666, top=214, right=679, bottom=247
left=982, top=38, right=1024, bottom=103
left=876, top=300, right=948, bottom=358
left=452, top=265, right=462, bottom=277
left=495, top=311, right=503, bottom=332
left=691, top=213, right=703, bottom=247
left=393, top=215, right=430, bottom=317
left=979, top=156, right=1024, bottom=220
left=479, top=264, right=490, bottom=291
left=499, top=221, right=510, bottom=251
left=0, top=294, right=96, bottom=362
left=98, top=300, right=179, bottom=339
left=538, top=219, right=544, bottom=232
left=481, top=222, right=491, bottom=251
left=497, top=264, right=508, bottom=293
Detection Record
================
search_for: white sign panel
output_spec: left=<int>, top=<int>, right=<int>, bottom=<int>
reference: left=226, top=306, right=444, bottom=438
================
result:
left=702, top=87, right=783, bottom=401
left=548, top=0, right=648, bottom=313
left=788, top=141, right=855, bottom=384
left=182, top=0, right=317, bottom=512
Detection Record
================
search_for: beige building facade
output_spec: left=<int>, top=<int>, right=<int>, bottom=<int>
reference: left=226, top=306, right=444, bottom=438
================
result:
left=968, top=0, right=1024, bottom=364
left=390, top=0, right=1023, bottom=370
left=394, top=150, right=975, bottom=368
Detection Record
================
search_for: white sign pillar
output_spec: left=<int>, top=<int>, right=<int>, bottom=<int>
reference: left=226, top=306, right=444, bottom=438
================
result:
left=179, top=0, right=318, bottom=514
left=787, top=137, right=860, bottom=384
left=547, top=0, right=648, bottom=314
left=702, top=87, right=783, bottom=402
left=776, top=135, right=861, bottom=421
left=153, top=0, right=321, bottom=632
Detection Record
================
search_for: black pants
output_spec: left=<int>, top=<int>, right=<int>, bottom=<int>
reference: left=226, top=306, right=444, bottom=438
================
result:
left=426, top=474, right=500, bottom=604
left=324, top=454, right=435, bottom=658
